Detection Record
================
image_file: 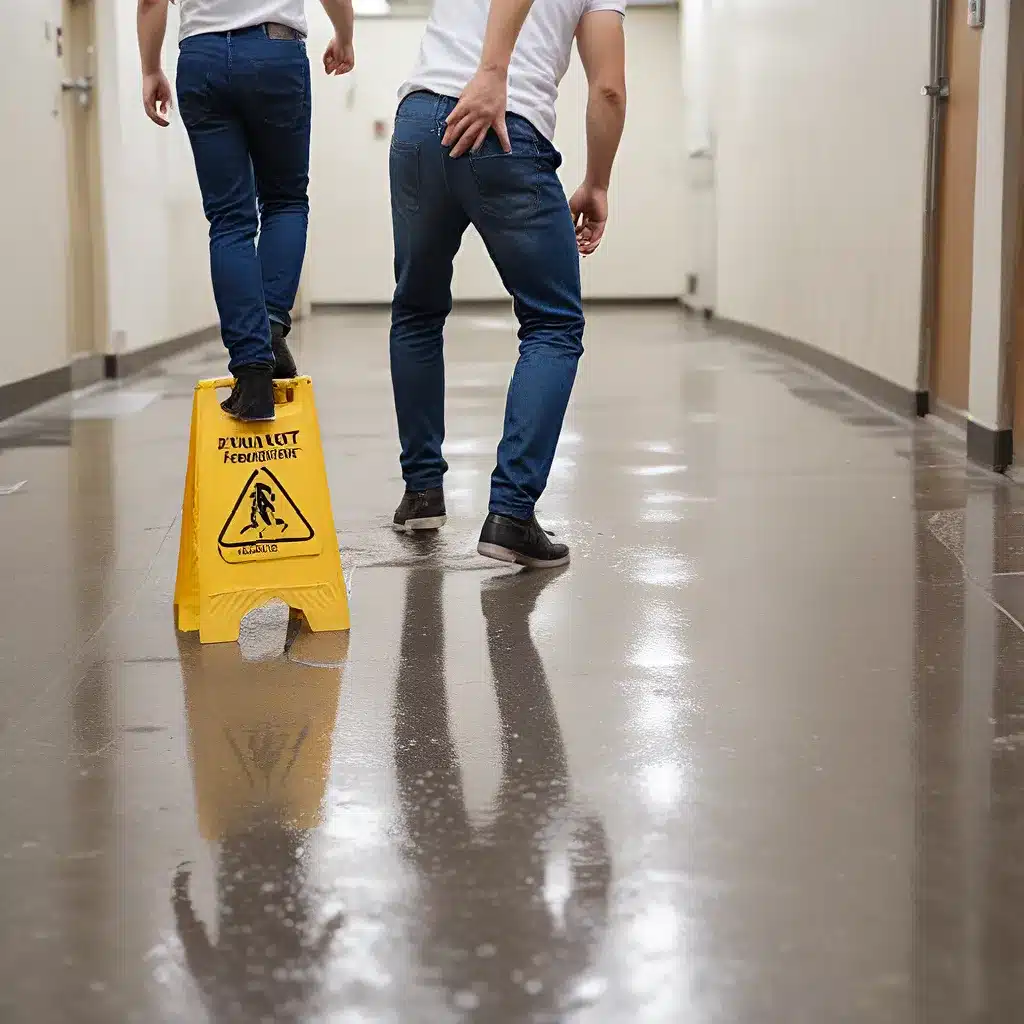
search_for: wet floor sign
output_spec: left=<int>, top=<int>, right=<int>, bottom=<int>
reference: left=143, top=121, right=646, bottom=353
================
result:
left=174, top=377, right=349, bottom=644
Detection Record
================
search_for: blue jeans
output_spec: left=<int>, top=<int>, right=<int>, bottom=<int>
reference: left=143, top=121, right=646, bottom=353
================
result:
left=389, top=91, right=585, bottom=521
left=176, top=26, right=311, bottom=373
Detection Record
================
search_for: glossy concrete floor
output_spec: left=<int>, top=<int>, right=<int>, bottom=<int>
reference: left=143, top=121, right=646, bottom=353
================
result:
left=2, top=308, right=1024, bottom=1023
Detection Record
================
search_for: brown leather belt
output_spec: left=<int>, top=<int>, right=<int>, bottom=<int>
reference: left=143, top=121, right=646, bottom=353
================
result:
left=264, top=22, right=301, bottom=40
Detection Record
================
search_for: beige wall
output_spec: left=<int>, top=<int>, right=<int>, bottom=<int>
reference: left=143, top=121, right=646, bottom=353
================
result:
left=707, top=0, right=932, bottom=391
left=307, top=6, right=684, bottom=304
left=95, top=2, right=217, bottom=356
left=1, top=0, right=73, bottom=387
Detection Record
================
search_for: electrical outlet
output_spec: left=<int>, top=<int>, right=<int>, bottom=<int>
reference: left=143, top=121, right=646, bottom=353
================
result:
left=968, top=0, right=984, bottom=28
left=686, top=273, right=699, bottom=296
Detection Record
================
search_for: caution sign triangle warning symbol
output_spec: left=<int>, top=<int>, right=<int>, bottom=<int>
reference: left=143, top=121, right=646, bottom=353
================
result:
left=224, top=723, right=310, bottom=794
left=218, top=467, right=315, bottom=558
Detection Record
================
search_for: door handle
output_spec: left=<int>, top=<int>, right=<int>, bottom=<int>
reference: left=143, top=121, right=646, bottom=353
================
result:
left=61, top=76, right=94, bottom=107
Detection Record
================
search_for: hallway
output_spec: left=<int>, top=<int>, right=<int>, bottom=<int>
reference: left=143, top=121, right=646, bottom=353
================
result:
left=1, top=307, right=1023, bottom=1022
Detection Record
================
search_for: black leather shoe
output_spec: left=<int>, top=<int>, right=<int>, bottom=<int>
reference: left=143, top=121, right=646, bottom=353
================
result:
left=477, top=513, right=569, bottom=569
left=221, top=366, right=276, bottom=422
left=393, top=488, right=447, bottom=532
left=271, top=321, right=297, bottom=379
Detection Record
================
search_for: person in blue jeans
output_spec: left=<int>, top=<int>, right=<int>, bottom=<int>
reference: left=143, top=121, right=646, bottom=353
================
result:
left=137, top=0, right=354, bottom=421
left=389, top=0, right=627, bottom=567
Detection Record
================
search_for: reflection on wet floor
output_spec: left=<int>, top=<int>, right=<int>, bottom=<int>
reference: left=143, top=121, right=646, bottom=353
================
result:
left=173, top=621, right=346, bottom=1023
left=2, top=309, right=1024, bottom=1022
left=393, top=554, right=610, bottom=1021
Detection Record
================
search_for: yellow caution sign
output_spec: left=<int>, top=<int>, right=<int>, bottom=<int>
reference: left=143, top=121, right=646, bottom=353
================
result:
left=174, top=377, right=349, bottom=644
left=177, top=628, right=347, bottom=838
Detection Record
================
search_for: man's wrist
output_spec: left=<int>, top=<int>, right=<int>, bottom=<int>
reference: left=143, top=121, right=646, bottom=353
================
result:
left=142, top=63, right=162, bottom=77
left=478, top=60, right=509, bottom=78
left=584, top=176, right=610, bottom=192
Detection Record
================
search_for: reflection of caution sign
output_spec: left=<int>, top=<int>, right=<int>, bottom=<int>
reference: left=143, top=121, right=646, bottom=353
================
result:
left=223, top=724, right=309, bottom=795
left=218, top=468, right=315, bottom=557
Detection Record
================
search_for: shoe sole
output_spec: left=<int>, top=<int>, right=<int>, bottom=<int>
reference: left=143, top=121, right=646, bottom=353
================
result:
left=393, top=516, right=447, bottom=533
left=477, top=542, right=570, bottom=569
left=221, top=408, right=276, bottom=423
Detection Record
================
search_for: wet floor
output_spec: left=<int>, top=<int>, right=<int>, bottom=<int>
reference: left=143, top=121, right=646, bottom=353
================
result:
left=2, top=308, right=1024, bottom=1023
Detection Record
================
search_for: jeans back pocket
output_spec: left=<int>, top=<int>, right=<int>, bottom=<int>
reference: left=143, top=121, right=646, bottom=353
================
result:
left=390, top=140, right=421, bottom=217
left=468, top=119, right=547, bottom=223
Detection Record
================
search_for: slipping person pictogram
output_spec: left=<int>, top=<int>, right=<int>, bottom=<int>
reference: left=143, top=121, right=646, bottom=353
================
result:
left=218, top=468, right=315, bottom=552
left=241, top=481, right=289, bottom=539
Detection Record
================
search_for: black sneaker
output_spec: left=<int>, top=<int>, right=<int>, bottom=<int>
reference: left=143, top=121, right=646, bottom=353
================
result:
left=271, top=321, right=298, bottom=379
left=393, top=488, right=447, bottom=532
left=221, top=366, right=275, bottom=422
left=477, top=513, right=569, bottom=569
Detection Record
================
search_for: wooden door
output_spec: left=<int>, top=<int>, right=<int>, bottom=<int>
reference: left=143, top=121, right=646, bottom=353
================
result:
left=62, top=0, right=107, bottom=367
left=932, top=0, right=982, bottom=414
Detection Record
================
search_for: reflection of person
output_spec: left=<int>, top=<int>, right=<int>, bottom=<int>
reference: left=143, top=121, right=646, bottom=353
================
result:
left=172, top=624, right=347, bottom=1022
left=136, top=0, right=354, bottom=422
left=388, top=0, right=627, bottom=569
left=173, top=823, right=343, bottom=1024
left=394, top=564, right=611, bottom=1019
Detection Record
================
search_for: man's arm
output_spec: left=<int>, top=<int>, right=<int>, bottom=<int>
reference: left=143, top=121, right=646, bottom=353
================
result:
left=138, top=0, right=173, bottom=126
left=569, top=10, right=627, bottom=255
left=442, top=0, right=536, bottom=158
left=321, top=0, right=356, bottom=76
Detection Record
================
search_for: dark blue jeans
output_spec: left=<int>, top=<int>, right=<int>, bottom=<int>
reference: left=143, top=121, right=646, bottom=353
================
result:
left=176, top=26, right=311, bottom=373
left=389, top=91, right=585, bottom=521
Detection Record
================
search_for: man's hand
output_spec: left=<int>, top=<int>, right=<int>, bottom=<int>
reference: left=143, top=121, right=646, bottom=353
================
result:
left=323, top=34, right=355, bottom=76
left=568, top=184, right=609, bottom=257
left=442, top=65, right=511, bottom=158
left=143, top=71, right=173, bottom=126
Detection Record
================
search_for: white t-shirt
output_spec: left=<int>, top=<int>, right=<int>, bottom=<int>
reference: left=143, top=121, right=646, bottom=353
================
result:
left=177, top=0, right=307, bottom=42
left=399, top=0, right=626, bottom=142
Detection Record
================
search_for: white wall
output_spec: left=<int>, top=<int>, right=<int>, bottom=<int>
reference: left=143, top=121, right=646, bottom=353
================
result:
left=707, top=0, right=932, bottom=391
left=680, top=0, right=716, bottom=312
left=95, top=2, right=217, bottom=355
left=1, top=0, right=72, bottom=386
left=307, top=6, right=684, bottom=304
left=967, top=0, right=1024, bottom=433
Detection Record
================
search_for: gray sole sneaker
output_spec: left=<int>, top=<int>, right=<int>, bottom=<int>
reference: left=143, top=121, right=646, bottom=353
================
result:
left=477, top=541, right=570, bottom=569
left=394, top=515, right=447, bottom=533
left=393, top=488, right=447, bottom=532
left=477, top=513, right=570, bottom=569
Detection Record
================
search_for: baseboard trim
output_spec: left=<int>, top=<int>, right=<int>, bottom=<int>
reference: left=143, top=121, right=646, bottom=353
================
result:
left=104, top=325, right=220, bottom=379
left=312, top=301, right=392, bottom=313
left=584, top=296, right=684, bottom=308
left=681, top=299, right=715, bottom=320
left=930, top=398, right=969, bottom=433
left=71, top=354, right=107, bottom=392
left=0, top=364, right=73, bottom=423
left=714, top=316, right=924, bottom=419
left=312, top=297, right=683, bottom=315
left=967, top=420, right=1013, bottom=473
left=0, top=326, right=219, bottom=425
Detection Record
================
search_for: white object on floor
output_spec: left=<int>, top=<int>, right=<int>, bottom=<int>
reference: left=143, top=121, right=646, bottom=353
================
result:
left=0, top=480, right=27, bottom=495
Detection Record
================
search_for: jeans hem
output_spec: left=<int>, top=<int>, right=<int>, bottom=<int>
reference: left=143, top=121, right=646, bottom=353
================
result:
left=488, top=502, right=533, bottom=522
left=403, top=477, right=445, bottom=494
